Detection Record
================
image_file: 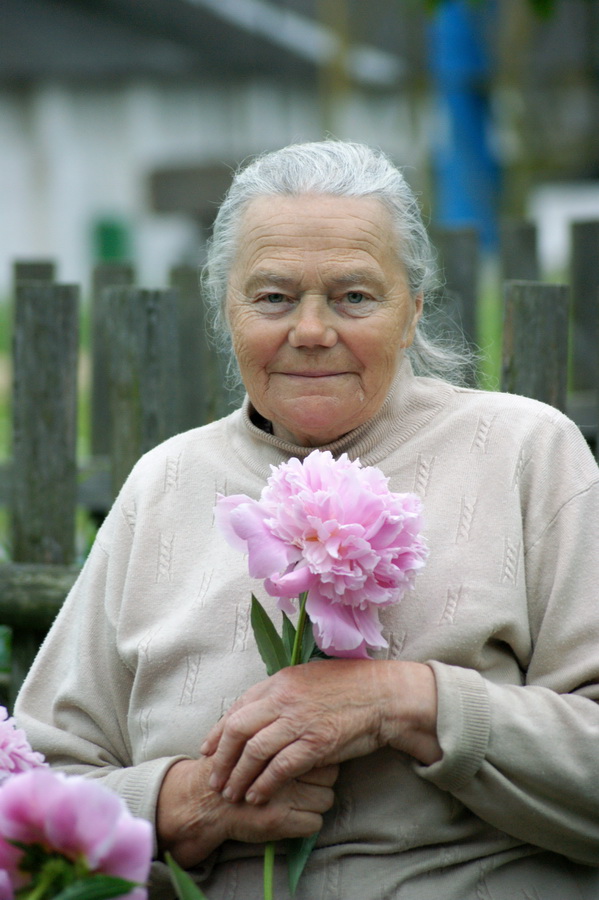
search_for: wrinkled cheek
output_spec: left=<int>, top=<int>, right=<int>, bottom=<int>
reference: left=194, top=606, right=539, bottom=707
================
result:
left=231, top=341, right=268, bottom=393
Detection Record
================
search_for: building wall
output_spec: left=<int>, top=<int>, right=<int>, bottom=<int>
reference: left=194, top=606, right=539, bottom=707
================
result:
left=0, top=77, right=429, bottom=298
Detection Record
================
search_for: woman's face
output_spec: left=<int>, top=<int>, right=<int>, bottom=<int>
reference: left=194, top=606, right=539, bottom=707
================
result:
left=226, top=194, right=422, bottom=447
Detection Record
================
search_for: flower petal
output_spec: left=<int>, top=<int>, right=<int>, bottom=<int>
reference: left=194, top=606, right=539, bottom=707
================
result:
left=97, top=814, right=153, bottom=883
left=306, top=590, right=369, bottom=657
left=213, top=494, right=255, bottom=553
left=265, top=564, right=314, bottom=599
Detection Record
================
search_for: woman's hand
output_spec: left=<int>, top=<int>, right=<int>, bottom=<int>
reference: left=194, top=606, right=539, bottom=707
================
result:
left=156, top=756, right=339, bottom=869
left=201, top=659, right=441, bottom=806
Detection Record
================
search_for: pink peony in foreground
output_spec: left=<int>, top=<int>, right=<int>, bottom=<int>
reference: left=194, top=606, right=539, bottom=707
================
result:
left=215, top=449, right=428, bottom=658
left=0, top=768, right=152, bottom=900
left=0, top=708, right=46, bottom=786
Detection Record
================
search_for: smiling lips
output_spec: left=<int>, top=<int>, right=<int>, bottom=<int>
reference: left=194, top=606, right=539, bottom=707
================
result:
left=277, top=371, right=349, bottom=378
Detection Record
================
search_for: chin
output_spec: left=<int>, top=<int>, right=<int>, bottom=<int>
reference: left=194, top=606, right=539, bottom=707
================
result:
left=274, top=411, right=357, bottom=447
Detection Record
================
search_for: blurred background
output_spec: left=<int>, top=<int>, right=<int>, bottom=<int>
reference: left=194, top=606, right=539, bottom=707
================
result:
left=1, top=0, right=598, bottom=296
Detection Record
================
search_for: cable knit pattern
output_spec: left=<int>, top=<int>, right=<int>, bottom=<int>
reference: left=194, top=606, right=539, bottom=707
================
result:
left=456, top=495, right=477, bottom=544
left=414, top=453, right=435, bottom=498
left=164, top=453, right=181, bottom=493
left=440, top=585, right=462, bottom=625
left=470, top=415, right=495, bottom=454
left=501, top=536, right=521, bottom=584
left=14, top=360, right=599, bottom=899
left=179, top=654, right=201, bottom=707
left=156, top=532, right=175, bottom=583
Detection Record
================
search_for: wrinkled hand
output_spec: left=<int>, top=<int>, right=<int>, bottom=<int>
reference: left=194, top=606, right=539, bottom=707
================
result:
left=201, top=658, right=440, bottom=806
left=157, top=756, right=338, bottom=869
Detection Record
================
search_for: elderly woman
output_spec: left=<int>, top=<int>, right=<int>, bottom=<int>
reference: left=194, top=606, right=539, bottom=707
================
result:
left=15, top=141, right=599, bottom=900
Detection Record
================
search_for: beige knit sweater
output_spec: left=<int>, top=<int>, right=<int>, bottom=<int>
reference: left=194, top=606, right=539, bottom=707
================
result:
left=15, top=361, right=599, bottom=899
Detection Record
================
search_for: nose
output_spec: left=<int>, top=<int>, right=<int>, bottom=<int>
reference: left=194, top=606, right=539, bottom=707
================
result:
left=288, top=297, right=337, bottom=349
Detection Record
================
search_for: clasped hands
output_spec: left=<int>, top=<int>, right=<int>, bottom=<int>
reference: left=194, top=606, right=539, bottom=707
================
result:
left=157, top=658, right=440, bottom=867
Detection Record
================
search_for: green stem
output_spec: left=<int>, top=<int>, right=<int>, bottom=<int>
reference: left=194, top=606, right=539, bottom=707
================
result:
left=264, top=840, right=275, bottom=900
left=263, top=591, right=309, bottom=899
left=290, top=592, right=309, bottom=667
left=23, top=860, right=68, bottom=900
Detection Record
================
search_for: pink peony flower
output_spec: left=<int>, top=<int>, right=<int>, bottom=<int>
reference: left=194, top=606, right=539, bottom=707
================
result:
left=0, top=869, right=15, bottom=900
left=0, top=768, right=152, bottom=900
left=0, top=708, right=46, bottom=786
left=0, top=837, right=23, bottom=900
left=215, top=450, right=428, bottom=658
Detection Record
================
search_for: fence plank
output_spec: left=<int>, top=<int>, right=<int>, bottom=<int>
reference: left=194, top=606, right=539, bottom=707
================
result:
left=13, top=260, right=56, bottom=286
left=10, top=282, right=79, bottom=702
left=169, top=264, right=214, bottom=430
left=106, top=287, right=180, bottom=497
left=500, top=221, right=539, bottom=282
left=91, top=263, right=135, bottom=458
left=501, top=280, right=569, bottom=411
left=432, top=226, right=479, bottom=350
left=430, top=227, right=479, bottom=387
left=0, top=564, right=77, bottom=630
left=11, top=283, right=79, bottom=563
left=570, top=220, right=599, bottom=393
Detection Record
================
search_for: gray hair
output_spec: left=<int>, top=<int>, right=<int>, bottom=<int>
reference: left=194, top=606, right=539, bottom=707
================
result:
left=202, top=140, right=475, bottom=385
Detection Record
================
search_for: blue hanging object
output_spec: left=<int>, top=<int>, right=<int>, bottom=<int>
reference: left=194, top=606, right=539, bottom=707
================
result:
left=427, top=0, right=501, bottom=249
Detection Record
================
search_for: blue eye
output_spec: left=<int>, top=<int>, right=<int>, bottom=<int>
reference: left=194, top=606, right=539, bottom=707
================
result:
left=346, top=292, right=366, bottom=304
left=265, top=293, right=286, bottom=303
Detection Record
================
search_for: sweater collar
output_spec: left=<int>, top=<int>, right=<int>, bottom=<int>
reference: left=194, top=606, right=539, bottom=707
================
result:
left=229, top=358, right=452, bottom=480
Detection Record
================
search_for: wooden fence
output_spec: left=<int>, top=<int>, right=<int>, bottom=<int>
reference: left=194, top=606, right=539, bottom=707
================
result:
left=0, top=219, right=598, bottom=706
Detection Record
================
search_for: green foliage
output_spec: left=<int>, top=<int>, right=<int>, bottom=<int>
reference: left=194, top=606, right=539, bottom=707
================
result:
left=52, top=875, right=140, bottom=900
left=250, top=592, right=327, bottom=895
left=287, top=832, right=320, bottom=896
left=165, top=854, right=209, bottom=900
left=250, top=594, right=290, bottom=675
left=13, top=841, right=139, bottom=900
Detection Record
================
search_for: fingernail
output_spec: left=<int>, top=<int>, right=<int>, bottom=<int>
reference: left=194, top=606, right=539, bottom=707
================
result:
left=245, top=790, right=257, bottom=805
left=222, top=787, right=234, bottom=802
left=200, top=741, right=209, bottom=755
left=209, top=773, right=220, bottom=790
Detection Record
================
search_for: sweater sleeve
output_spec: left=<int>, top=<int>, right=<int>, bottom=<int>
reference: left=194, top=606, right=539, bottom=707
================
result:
left=416, top=463, right=599, bottom=865
left=13, top=494, right=189, bottom=857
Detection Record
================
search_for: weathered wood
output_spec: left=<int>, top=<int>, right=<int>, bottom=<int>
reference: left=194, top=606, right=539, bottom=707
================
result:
left=0, top=459, right=110, bottom=510
left=168, top=266, right=242, bottom=424
left=501, top=280, right=570, bottom=411
left=169, top=264, right=214, bottom=429
left=9, top=282, right=79, bottom=702
left=431, top=226, right=480, bottom=373
left=11, top=283, right=79, bottom=564
left=570, top=220, right=599, bottom=392
left=500, top=221, right=539, bottom=282
left=13, top=260, right=56, bottom=286
left=0, top=564, right=77, bottom=629
left=91, top=263, right=135, bottom=457
left=106, top=287, right=181, bottom=497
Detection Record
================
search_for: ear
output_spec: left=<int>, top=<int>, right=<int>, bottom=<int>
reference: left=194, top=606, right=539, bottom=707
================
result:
left=402, top=293, right=423, bottom=348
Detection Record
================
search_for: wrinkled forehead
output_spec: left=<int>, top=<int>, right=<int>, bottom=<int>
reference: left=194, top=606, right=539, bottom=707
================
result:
left=231, top=193, right=403, bottom=276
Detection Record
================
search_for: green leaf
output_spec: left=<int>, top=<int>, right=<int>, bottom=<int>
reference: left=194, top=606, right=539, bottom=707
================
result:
left=250, top=594, right=290, bottom=675
left=299, top=619, right=332, bottom=663
left=51, top=875, right=138, bottom=900
left=281, top=612, right=297, bottom=659
left=287, top=831, right=320, bottom=896
left=165, top=854, right=210, bottom=900
left=301, top=618, right=317, bottom=664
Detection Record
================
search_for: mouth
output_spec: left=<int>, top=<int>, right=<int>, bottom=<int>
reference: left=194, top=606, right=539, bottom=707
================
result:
left=277, top=371, right=349, bottom=378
